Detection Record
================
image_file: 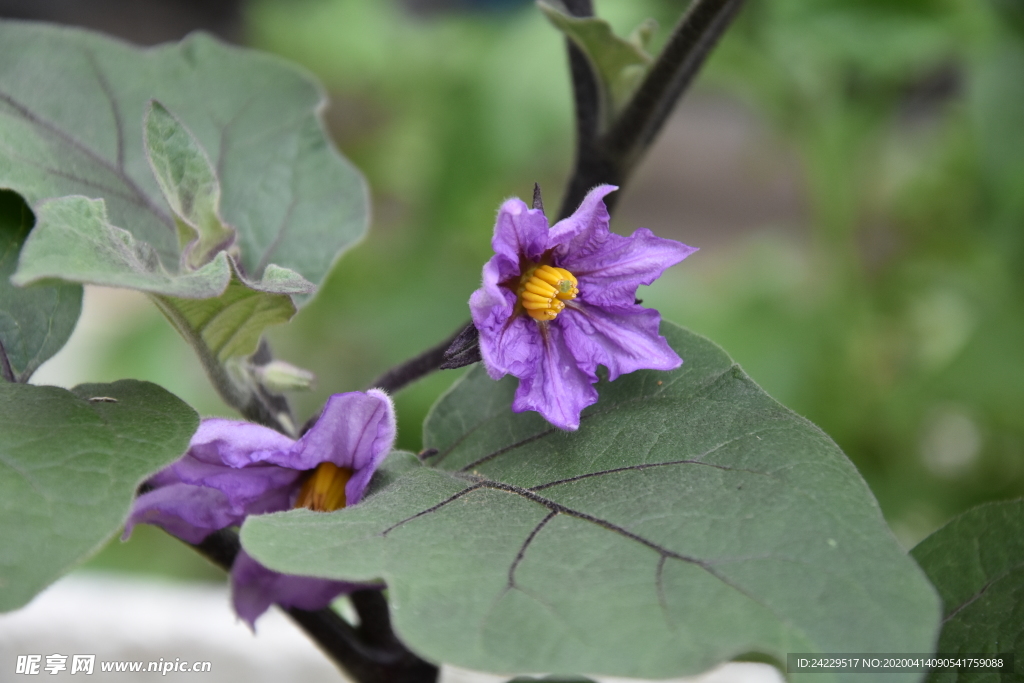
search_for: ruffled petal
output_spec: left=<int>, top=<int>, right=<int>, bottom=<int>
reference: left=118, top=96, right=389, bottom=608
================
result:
left=283, top=390, right=396, bottom=505
left=187, top=418, right=295, bottom=467
left=568, top=228, right=697, bottom=307
left=547, top=184, right=618, bottom=261
left=491, top=197, right=550, bottom=264
left=470, top=258, right=520, bottom=381
left=476, top=309, right=543, bottom=384
left=512, top=322, right=597, bottom=431
left=558, top=303, right=682, bottom=381
left=123, top=484, right=241, bottom=544
left=230, top=550, right=368, bottom=628
left=160, top=453, right=301, bottom=511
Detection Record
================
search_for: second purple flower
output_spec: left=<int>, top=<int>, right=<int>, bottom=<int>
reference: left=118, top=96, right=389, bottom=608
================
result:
left=469, top=185, right=696, bottom=431
left=124, top=390, right=396, bottom=626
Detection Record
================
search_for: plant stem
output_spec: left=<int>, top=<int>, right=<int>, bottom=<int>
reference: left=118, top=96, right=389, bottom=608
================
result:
left=190, top=529, right=438, bottom=683
left=366, top=323, right=475, bottom=394
left=606, top=0, right=746, bottom=167
left=558, top=0, right=606, bottom=222
left=558, top=0, right=747, bottom=219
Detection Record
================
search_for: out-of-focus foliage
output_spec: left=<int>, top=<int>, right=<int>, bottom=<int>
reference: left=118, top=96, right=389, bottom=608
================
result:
left=79, top=0, right=1024, bottom=581
left=651, top=0, right=1024, bottom=544
left=912, top=498, right=1024, bottom=677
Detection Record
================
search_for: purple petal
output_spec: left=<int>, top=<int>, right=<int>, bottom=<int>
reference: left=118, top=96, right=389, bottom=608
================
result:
left=343, top=390, right=396, bottom=505
left=491, top=197, right=549, bottom=264
left=283, top=390, right=396, bottom=505
left=547, top=184, right=618, bottom=261
left=475, top=309, right=544, bottom=383
left=123, top=484, right=241, bottom=544
left=568, top=228, right=697, bottom=307
left=187, top=418, right=295, bottom=467
left=126, top=421, right=301, bottom=546
left=159, top=453, right=301, bottom=511
left=558, top=303, right=682, bottom=381
left=470, top=258, right=520, bottom=381
left=230, top=550, right=367, bottom=628
left=512, top=322, right=597, bottom=431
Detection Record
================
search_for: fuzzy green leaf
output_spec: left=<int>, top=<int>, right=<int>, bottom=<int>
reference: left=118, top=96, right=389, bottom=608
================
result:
left=153, top=279, right=296, bottom=365
left=912, top=499, right=1024, bottom=683
left=0, top=21, right=366, bottom=302
left=12, top=194, right=304, bottom=371
left=0, top=380, right=197, bottom=612
left=143, top=100, right=235, bottom=271
left=0, top=190, right=81, bottom=383
left=12, top=195, right=232, bottom=297
left=242, top=323, right=940, bottom=680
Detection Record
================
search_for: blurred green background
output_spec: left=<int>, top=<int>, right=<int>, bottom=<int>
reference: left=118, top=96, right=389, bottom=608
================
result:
left=27, top=0, right=1023, bottom=578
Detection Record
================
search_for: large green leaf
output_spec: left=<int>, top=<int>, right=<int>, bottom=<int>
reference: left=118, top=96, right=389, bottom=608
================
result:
left=242, top=323, right=940, bottom=680
left=0, top=189, right=81, bottom=383
left=912, top=499, right=1024, bottom=683
left=0, top=20, right=367, bottom=300
left=0, top=380, right=197, bottom=612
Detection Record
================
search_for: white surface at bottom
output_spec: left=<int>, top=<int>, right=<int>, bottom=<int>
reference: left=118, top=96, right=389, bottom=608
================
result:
left=0, top=573, right=784, bottom=683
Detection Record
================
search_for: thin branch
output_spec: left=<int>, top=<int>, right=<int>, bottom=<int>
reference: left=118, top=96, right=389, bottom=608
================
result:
left=189, top=529, right=438, bottom=683
left=558, top=0, right=747, bottom=218
left=605, top=0, right=747, bottom=166
left=556, top=0, right=611, bottom=221
left=149, top=294, right=293, bottom=435
left=366, top=322, right=475, bottom=395
left=351, top=589, right=397, bottom=645
left=190, top=528, right=243, bottom=571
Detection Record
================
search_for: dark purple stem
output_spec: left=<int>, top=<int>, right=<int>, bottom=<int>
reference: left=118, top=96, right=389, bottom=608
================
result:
left=557, top=0, right=747, bottom=219
left=366, top=322, right=478, bottom=394
left=189, top=530, right=438, bottom=683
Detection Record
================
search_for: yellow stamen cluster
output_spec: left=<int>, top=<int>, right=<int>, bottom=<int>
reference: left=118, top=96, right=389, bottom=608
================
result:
left=518, top=265, right=578, bottom=321
left=294, top=462, right=353, bottom=512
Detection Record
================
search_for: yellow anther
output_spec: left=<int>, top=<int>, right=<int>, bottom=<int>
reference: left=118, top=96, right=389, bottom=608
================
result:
left=294, top=462, right=353, bottom=512
left=517, top=264, right=578, bottom=321
left=524, top=281, right=557, bottom=297
left=534, top=265, right=579, bottom=300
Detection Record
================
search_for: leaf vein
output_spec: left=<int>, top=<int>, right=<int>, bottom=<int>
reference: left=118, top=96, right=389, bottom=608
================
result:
left=0, top=89, right=173, bottom=225
left=379, top=483, right=484, bottom=536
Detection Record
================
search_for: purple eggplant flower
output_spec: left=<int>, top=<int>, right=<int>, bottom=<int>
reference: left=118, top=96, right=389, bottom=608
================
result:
left=124, top=390, right=396, bottom=626
left=469, top=185, right=696, bottom=430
